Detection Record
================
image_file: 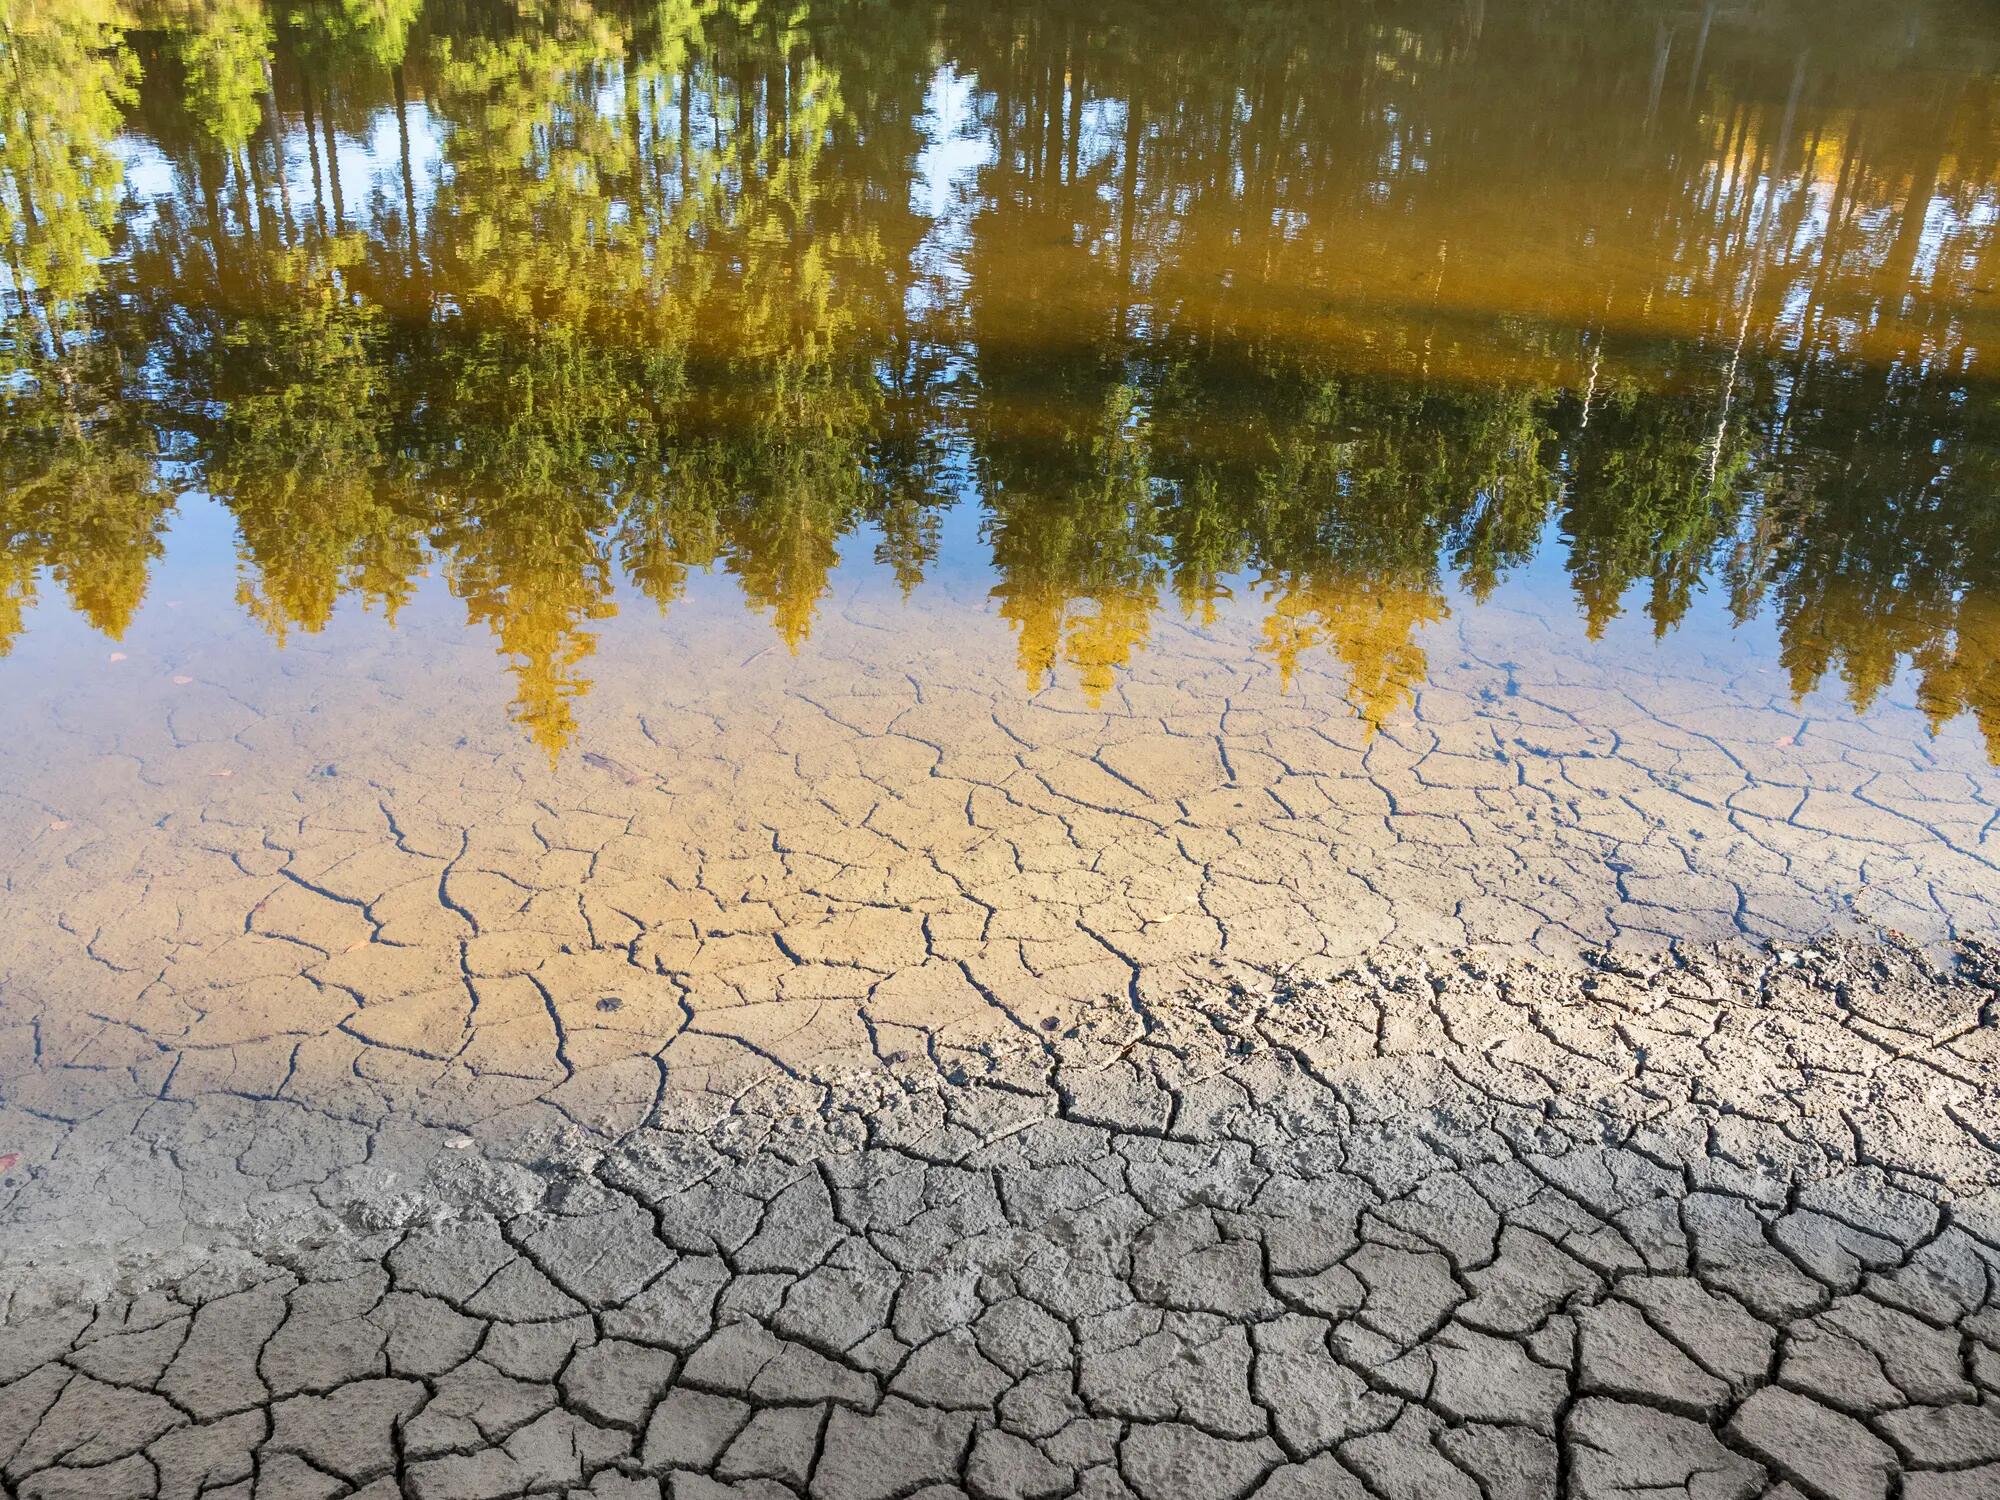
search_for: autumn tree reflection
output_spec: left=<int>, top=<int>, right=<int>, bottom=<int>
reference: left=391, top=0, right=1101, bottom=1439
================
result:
left=0, top=0, right=169, bottom=651
left=202, top=235, right=424, bottom=640
left=4, top=0, right=2000, bottom=764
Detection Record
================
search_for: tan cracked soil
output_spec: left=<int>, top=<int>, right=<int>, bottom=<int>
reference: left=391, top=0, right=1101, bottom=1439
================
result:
left=3, top=592, right=1999, bottom=1499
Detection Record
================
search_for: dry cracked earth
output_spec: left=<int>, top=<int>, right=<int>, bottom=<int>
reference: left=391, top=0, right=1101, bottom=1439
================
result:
left=2, top=594, right=1999, bottom=1499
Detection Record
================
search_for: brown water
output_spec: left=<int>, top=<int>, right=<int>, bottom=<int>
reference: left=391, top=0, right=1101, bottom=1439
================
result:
left=6, top=14, right=2000, bottom=1492
left=2, top=0, right=2000, bottom=1091
left=3, top=0, right=1998, bottom=759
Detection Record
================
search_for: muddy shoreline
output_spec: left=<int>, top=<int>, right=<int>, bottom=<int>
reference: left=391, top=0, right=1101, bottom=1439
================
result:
left=3, top=935, right=1996, bottom=1499
left=3, top=577, right=1998, bottom=1496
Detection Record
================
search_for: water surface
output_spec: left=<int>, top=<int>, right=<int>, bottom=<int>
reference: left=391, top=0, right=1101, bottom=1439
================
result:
left=6, top=12, right=2000, bottom=1490
left=3, top=0, right=1997, bottom=762
left=0, top=0, right=1996, bottom=1053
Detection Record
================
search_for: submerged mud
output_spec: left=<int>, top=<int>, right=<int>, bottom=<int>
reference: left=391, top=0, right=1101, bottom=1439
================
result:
left=2, top=935, right=1998, bottom=1499
left=3, top=590, right=1998, bottom=1497
left=7, top=0, right=2000, bottom=1490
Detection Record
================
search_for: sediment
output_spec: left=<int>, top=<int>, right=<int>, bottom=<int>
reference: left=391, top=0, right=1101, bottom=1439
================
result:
left=3, top=935, right=1997, bottom=1500
left=4, top=603, right=1999, bottom=1495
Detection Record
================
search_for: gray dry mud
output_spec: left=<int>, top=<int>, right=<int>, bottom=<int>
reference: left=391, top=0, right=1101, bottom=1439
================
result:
left=2, top=597, right=1999, bottom=1497
left=3, top=941, right=2000, bottom=1500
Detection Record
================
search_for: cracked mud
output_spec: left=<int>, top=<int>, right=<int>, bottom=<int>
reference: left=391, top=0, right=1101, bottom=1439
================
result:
left=3, top=603, right=1999, bottom=1499
left=4, top=939, right=1999, bottom=1500
left=8, top=0, right=2000, bottom=1488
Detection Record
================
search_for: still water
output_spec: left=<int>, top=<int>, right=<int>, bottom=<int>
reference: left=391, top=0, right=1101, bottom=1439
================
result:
left=2, top=0, right=1999, bottom=992
left=3, top=0, right=1997, bottom=761
left=8, top=11, right=2000, bottom=1476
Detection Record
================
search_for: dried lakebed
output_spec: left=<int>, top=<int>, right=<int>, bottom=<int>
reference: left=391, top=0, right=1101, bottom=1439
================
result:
left=1, top=940, right=1998, bottom=1500
left=10, top=0, right=2000, bottom=1488
left=3, top=608, right=2000, bottom=1498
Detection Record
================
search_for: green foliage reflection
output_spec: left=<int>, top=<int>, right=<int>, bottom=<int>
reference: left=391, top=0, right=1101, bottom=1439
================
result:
left=2, top=0, right=1998, bottom=766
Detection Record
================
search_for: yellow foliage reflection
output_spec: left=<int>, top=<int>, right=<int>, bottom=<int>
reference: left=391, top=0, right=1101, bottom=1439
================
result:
left=1, top=0, right=1998, bottom=766
left=1259, top=572, right=1447, bottom=731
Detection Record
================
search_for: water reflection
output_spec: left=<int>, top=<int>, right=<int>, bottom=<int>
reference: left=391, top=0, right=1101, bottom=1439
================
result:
left=2, top=0, right=1998, bottom=760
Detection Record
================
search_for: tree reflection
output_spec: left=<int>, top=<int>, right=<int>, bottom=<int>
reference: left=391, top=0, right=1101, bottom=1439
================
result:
left=3, top=0, right=2000, bottom=764
left=0, top=0, right=168, bottom=651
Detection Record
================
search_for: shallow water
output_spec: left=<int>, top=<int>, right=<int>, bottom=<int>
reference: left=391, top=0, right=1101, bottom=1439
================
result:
left=4, top=0, right=1999, bottom=954
left=4, top=0, right=1999, bottom=755
left=4, top=0, right=2000, bottom=1152
left=5, top=7, right=2000, bottom=1496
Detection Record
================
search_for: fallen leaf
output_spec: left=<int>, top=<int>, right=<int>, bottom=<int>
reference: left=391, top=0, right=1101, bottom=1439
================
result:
left=443, top=1137, right=474, bottom=1151
left=172, top=675, right=194, bottom=686
left=48, top=819, right=69, bottom=831
left=207, top=768, right=234, bottom=778
left=583, top=751, right=649, bottom=787
left=108, top=651, right=127, bottom=663
left=345, top=938, right=369, bottom=952
left=0, top=1153, right=19, bottom=1175
left=1773, top=736, right=1794, bottom=747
